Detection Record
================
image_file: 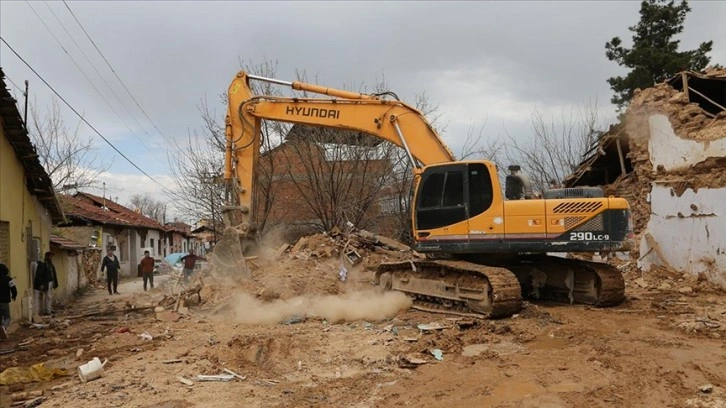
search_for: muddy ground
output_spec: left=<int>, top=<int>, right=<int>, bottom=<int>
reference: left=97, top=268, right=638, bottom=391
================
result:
left=1, top=251, right=724, bottom=408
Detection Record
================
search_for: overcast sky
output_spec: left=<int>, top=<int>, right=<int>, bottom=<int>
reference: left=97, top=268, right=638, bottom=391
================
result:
left=1, top=1, right=725, bottom=223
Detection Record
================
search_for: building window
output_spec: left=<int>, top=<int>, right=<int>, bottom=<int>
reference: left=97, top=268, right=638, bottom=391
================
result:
left=0, top=221, right=9, bottom=265
left=150, top=238, right=155, bottom=255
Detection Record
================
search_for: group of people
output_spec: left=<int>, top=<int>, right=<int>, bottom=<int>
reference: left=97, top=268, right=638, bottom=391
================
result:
left=103, top=248, right=205, bottom=294
left=0, top=248, right=207, bottom=340
left=0, top=251, right=57, bottom=340
left=100, top=248, right=155, bottom=294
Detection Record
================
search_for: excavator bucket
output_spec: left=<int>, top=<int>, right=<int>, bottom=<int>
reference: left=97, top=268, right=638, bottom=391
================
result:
left=209, top=227, right=251, bottom=281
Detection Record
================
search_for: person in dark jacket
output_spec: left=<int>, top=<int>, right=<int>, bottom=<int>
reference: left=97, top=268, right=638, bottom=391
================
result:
left=101, top=249, right=121, bottom=295
left=33, top=252, right=58, bottom=316
left=0, top=263, right=18, bottom=340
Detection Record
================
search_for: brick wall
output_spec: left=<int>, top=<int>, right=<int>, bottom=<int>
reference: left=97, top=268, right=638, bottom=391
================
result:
left=254, top=141, right=395, bottom=238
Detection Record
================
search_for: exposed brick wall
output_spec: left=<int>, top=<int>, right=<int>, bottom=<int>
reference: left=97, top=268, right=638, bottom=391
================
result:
left=254, top=142, right=396, bottom=237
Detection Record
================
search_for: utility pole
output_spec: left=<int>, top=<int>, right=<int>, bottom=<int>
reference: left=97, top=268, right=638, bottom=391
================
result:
left=23, top=80, right=29, bottom=126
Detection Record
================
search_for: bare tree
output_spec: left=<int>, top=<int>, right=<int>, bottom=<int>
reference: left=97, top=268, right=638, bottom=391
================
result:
left=167, top=131, right=225, bottom=229
left=458, top=120, right=503, bottom=161
left=128, top=193, right=167, bottom=223
left=500, top=101, right=601, bottom=193
left=167, top=58, right=289, bottom=231
left=29, top=96, right=112, bottom=192
left=274, top=127, right=396, bottom=232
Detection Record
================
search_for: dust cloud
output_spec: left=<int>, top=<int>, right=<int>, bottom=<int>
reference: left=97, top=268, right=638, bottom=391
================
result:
left=220, top=290, right=413, bottom=325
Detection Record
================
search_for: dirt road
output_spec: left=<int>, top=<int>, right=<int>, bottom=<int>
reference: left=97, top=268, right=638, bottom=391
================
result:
left=0, top=258, right=724, bottom=408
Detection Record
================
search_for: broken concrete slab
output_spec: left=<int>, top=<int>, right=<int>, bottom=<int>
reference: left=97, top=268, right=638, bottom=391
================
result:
left=398, top=356, right=427, bottom=368
left=156, top=311, right=182, bottom=322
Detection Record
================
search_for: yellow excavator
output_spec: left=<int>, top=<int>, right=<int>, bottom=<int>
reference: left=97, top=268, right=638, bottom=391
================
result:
left=222, top=71, right=633, bottom=318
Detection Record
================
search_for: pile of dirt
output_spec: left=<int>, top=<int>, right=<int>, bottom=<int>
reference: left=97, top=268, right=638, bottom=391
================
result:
left=244, top=227, right=418, bottom=299
left=197, top=228, right=417, bottom=326
left=280, top=227, right=417, bottom=267
left=215, top=333, right=308, bottom=376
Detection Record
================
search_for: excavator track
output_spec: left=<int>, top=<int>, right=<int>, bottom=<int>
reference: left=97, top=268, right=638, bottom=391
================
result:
left=376, top=260, right=522, bottom=319
left=510, top=256, right=625, bottom=307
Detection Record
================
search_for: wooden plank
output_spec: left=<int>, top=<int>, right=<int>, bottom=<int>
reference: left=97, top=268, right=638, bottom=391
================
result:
left=615, top=139, right=627, bottom=176
left=681, top=71, right=689, bottom=101
left=688, top=85, right=726, bottom=112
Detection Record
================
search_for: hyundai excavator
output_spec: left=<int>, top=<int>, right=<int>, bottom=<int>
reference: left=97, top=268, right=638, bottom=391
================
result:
left=221, top=70, right=633, bottom=318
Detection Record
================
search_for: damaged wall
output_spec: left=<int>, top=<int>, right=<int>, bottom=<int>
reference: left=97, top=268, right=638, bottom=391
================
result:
left=639, top=185, right=726, bottom=287
left=626, top=80, right=726, bottom=288
left=648, top=115, right=726, bottom=171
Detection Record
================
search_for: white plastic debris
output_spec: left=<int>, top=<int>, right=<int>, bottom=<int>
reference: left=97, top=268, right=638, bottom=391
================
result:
left=138, top=332, right=153, bottom=341
left=338, top=263, right=348, bottom=282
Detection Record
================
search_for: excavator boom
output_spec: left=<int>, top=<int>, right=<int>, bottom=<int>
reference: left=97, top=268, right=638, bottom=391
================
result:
left=224, top=71, right=454, bottom=225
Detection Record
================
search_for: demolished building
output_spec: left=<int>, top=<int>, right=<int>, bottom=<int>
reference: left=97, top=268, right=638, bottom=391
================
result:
left=564, top=68, right=726, bottom=288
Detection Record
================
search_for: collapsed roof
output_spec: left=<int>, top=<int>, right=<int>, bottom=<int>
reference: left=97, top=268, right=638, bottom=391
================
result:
left=564, top=68, right=726, bottom=188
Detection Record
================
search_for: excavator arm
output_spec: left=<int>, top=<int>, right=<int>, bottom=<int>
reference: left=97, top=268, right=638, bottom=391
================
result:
left=223, top=70, right=455, bottom=230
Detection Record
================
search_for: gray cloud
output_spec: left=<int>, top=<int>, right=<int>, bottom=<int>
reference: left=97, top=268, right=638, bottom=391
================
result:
left=1, top=0, right=724, bottom=216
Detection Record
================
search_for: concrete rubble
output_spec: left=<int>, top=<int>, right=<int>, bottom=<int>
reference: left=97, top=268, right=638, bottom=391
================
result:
left=278, top=226, right=421, bottom=269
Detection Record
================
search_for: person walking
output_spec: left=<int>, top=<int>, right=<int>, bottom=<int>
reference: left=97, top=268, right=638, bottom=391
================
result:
left=0, top=263, right=18, bottom=340
left=33, top=252, right=58, bottom=315
left=180, top=249, right=207, bottom=283
left=101, top=249, right=121, bottom=295
left=139, top=250, right=155, bottom=291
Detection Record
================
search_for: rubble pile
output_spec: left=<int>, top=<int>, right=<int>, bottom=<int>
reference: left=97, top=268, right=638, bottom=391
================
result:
left=280, top=227, right=417, bottom=271
left=630, top=84, right=726, bottom=141
left=197, top=227, right=417, bottom=307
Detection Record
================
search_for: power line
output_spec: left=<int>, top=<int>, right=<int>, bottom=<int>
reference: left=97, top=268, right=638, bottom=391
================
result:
left=24, top=1, right=157, bottom=156
left=61, top=0, right=177, bottom=148
left=42, top=0, right=151, bottom=137
left=0, top=36, right=175, bottom=195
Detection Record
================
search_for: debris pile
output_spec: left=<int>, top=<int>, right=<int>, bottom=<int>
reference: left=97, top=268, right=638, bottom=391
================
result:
left=279, top=226, right=418, bottom=270
left=80, top=250, right=102, bottom=285
left=618, top=75, right=726, bottom=236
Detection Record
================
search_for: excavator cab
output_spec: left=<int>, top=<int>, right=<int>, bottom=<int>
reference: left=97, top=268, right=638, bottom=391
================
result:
left=413, top=162, right=495, bottom=244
